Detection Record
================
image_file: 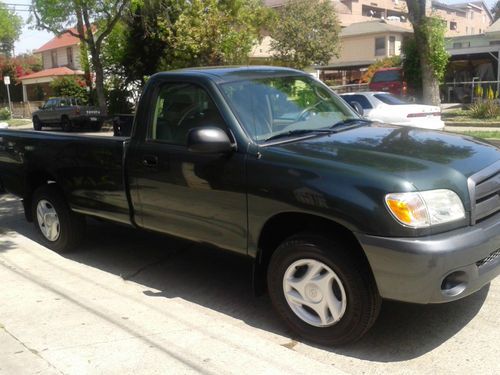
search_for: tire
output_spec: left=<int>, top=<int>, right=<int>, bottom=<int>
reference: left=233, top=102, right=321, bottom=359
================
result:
left=61, top=116, right=73, bottom=132
left=33, top=116, right=42, bottom=131
left=32, top=184, right=86, bottom=253
left=267, top=233, right=381, bottom=346
left=91, top=121, right=103, bottom=132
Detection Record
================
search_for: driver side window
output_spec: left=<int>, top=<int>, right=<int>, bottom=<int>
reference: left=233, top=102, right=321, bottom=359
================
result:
left=151, top=83, right=226, bottom=145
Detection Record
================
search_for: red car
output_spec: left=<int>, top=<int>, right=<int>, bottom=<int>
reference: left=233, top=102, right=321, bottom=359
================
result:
left=368, top=67, right=409, bottom=97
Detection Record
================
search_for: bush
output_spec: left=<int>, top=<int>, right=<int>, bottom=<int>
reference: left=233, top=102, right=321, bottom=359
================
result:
left=362, top=56, right=401, bottom=83
left=50, top=76, right=88, bottom=103
left=468, top=100, right=500, bottom=119
left=0, top=107, right=11, bottom=120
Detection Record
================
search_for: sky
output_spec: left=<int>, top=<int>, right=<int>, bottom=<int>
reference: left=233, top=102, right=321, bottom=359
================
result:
left=7, top=0, right=500, bottom=55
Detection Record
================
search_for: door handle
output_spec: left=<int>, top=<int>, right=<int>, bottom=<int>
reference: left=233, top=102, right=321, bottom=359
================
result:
left=142, top=155, right=158, bottom=167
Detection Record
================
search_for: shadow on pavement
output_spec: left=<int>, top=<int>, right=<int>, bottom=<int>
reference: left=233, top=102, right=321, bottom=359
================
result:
left=0, top=196, right=489, bottom=362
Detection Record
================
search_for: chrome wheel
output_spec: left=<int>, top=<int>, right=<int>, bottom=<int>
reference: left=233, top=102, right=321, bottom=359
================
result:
left=36, top=199, right=60, bottom=242
left=283, top=258, right=347, bottom=327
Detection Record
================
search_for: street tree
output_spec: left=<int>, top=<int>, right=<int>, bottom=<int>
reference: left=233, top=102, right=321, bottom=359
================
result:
left=32, top=0, right=133, bottom=113
left=406, top=0, right=449, bottom=105
left=165, top=0, right=268, bottom=69
left=269, top=0, right=341, bottom=70
left=0, top=2, right=22, bottom=57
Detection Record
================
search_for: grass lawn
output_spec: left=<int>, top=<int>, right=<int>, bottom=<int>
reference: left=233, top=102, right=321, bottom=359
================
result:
left=4, top=118, right=32, bottom=127
left=458, top=130, right=500, bottom=139
left=443, top=109, right=500, bottom=124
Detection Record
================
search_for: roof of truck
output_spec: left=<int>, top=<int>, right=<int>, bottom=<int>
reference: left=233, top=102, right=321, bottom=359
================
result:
left=153, top=66, right=307, bottom=82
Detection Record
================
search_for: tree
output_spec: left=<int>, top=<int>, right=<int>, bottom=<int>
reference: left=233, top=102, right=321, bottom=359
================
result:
left=492, top=1, right=500, bottom=22
left=164, top=0, right=268, bottom=69
left=32, top=0, right=132, bottom=114
left=269, top=0, right=341, bottom=70
left=406, top=1, right=449, bottom=105
left=0, top=2, right=22, bottom=57
left=50, top=76, right=88, bottom=103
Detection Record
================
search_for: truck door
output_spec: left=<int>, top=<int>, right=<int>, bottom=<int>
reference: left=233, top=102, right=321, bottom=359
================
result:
left=127, top=81, right=248, bottom=254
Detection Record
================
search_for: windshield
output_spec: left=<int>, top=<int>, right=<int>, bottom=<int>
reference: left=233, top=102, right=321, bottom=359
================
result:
left=371, top=70, right=401, bottom=83
left=374, top=93, right=407, bottom=105
left=220, top=75, right=357, bottom=143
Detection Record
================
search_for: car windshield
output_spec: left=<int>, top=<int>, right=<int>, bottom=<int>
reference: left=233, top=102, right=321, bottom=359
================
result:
left=220, top=75, right=357, bottom=143
left=373, top=93, right=407, bottom=105
left=371, top=70, right=401, bottom=83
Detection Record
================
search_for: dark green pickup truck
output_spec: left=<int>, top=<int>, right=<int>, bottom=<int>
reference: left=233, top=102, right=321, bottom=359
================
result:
left=0, top=67, right=499, bottom=345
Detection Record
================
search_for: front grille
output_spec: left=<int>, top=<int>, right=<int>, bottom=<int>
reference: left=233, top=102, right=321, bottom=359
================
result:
left=476, top=249, right=500, bottom=268
left=468, top=160, right=500, bottom=224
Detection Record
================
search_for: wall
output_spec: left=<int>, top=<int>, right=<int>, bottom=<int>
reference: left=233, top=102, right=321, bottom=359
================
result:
left=333, top=32, right=405, bottom=63
left=41, top=45, right=81, bottom=70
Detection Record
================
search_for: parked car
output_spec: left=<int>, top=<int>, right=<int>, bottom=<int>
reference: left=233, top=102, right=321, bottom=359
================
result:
left=1, top=67, right=499, bottom=346
left=369, top=67, right=409, bottom=97
left=32, top=97, right=104, bottom=132
left=340, top=92, right=445, bottom=130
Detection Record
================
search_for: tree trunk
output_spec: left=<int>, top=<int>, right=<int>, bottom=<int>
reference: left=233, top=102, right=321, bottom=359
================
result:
left=91, top=51, right=107, bottom=115
left=413, top=27, right=441, bottom=106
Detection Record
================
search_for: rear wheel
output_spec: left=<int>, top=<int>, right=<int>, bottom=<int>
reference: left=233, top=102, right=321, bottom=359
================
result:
left=91, top=121, right=103, bottom=132
left=267, top=233, right=381, bottom=346
left=33, top=116, right=42, bottom=131
left=61, top=116, right=73, bottom=132
left=32, top=184, right=86, bottom=253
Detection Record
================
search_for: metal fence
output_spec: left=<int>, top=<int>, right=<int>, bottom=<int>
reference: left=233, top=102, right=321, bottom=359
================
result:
left=0, top=101, right=44, bottom=118
left=329, top=83, right=370, bottom=94
left=441, top=80, right=500, bottom=103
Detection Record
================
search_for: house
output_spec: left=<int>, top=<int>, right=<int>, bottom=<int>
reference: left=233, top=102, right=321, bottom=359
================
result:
left=19, top=29, right=85, bottom=102
left=318, top=20, right=412, bottom=84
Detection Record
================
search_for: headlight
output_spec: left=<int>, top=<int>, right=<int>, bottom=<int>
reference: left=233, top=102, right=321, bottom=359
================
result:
left=385, top=189, right=465, bottom=228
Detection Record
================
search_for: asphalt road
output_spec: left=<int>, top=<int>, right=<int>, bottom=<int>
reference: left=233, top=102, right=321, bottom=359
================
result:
left=0, top=195, right=499, bottom=375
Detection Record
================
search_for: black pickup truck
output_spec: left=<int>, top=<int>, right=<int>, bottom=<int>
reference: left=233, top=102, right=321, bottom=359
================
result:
left=0, top=67, right=499, bottom=345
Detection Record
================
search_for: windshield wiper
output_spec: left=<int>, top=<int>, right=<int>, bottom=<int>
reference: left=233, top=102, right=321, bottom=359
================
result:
left=265, top=129, right=334, bottom=142
left=330, top=118, right=372, bottom=129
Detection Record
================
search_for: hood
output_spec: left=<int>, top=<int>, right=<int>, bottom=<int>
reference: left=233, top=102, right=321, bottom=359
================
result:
left=265, top=124, right=500, bottom=204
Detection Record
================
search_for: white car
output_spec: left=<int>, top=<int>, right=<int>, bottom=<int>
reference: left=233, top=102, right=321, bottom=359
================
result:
left=340, top=92, right=445, bottom=130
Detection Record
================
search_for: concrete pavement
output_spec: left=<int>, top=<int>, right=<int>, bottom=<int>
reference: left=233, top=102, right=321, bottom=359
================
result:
left=0, top=194, right=499, bottom=375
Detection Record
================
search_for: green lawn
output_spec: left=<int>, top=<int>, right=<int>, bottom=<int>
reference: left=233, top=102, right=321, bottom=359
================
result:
left=4, top=118, right=32, bottom=127
left=458, top=130, right=500, bottom=139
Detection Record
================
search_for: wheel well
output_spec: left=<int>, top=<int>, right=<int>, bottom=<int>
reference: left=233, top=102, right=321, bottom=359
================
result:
left=23, top=171, right=57, bottom=222
left=254, top=212, right=370, bottom=295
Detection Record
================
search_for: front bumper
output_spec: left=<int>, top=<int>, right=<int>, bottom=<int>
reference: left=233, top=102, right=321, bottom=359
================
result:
left=356, top=213, right=500, bottom=304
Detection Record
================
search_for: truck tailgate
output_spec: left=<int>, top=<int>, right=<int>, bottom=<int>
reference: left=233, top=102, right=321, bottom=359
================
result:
left=0, top=130, right=132, bottom=225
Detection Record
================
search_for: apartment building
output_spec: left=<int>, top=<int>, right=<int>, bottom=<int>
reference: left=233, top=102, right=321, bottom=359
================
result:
left=265, top=1, right=493, bottom=37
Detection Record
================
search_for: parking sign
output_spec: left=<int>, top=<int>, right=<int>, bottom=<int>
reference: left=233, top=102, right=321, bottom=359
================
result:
left=4, top=76, right=10, bottom=85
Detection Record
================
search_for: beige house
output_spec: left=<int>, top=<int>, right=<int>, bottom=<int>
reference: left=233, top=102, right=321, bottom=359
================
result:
left=19, top=30, right=85, bottom=101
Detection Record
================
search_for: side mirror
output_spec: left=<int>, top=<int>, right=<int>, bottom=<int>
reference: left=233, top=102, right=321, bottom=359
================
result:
left=349, top=101, right=364, bottom=116
left=187, top=127, right=235, bottom=154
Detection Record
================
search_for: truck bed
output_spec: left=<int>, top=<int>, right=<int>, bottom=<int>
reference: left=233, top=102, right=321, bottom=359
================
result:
left=0, top=129, right=132, bottom=225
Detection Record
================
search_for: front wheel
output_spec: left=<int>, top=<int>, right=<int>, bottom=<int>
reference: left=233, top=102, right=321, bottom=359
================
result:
left=267, top=233, right=381, bottom=346
left=61, top=117, right=73, bottom=132
left=32, top=184, right=86, bottom=253
left=33, top=117, right=42, bottom=131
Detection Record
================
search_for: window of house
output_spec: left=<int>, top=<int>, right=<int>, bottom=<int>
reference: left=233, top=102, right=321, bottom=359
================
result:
left=375, top=37, right=386, bottom=56
left=388, top=36, right=396, bottom=56
left=466, top=26, right=469, bottom=34
left=66, top=47, right=73, bottom=67
left=450, top=21, right=457, bottom=30
left=51, top=50, right=57, bottom=68
left=470, top=11, right=474, bottom=20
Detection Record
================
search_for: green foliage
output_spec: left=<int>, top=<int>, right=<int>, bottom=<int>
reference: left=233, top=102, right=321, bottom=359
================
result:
left=105, top=77, right=135, bottom=114
left=0, top=2, right=22, bottom=57
left=402, top=37, right=421, bottom=91
left=50, top=76, right=88, bottom=103
left=0, top=107, right=11, bottom=120
left=468, top=100, right=500, bottom=119
left=269, top=0, right=341, bottom=70
left=362, top=56, right=401, bottom=83
left=164, top=0, right=268, bottom=69
left=417, top=17, right=449, bottom=83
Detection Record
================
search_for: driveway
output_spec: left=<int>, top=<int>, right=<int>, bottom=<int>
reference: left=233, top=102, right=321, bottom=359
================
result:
left=0, top=195, right=499, bottom=374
